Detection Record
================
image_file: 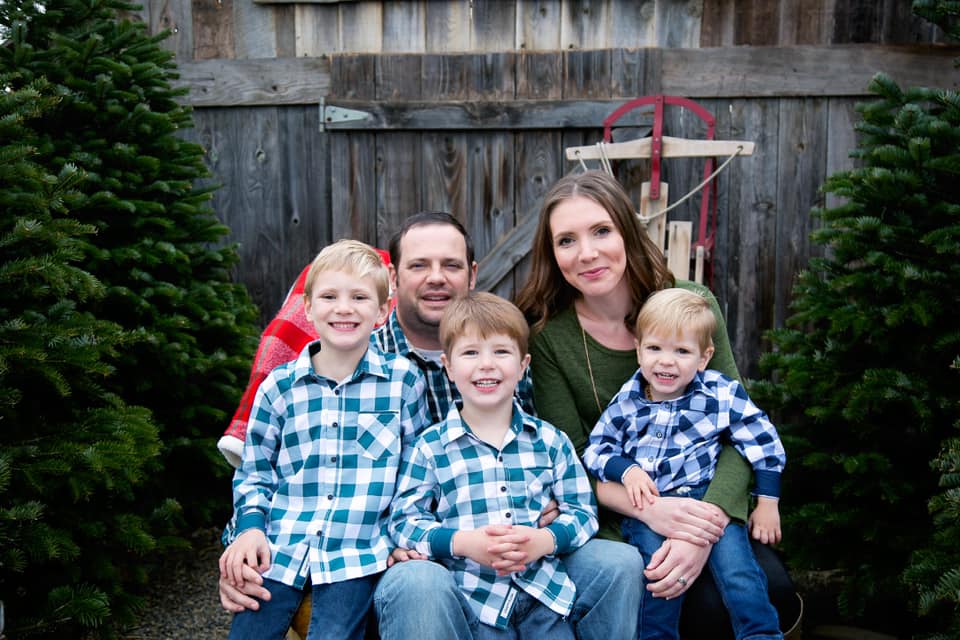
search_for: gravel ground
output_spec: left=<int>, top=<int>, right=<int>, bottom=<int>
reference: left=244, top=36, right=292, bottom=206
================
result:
left=123, top=528, right=232, bottom=640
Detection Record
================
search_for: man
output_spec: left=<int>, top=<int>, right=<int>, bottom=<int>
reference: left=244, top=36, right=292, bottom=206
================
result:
left=219, top=212, right=643, bottom=640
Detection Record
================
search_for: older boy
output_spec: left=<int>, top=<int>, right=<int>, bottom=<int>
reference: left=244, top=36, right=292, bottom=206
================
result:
left=389, top=292, right=599, bottom=639
left=584, top=287, right=786, bottom=640
left=220, top=240, right=428, bottom=640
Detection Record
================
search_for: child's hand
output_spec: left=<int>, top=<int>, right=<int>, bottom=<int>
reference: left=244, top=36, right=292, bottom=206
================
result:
left=748, top=497, right=781, bottom=544
left=386, top=547, right=427, bottom=567
left=452, top=527, right=505, bottom=569
left=219, top=529, right=271, bottom=587
left=623, top=466, right=659, bottom=508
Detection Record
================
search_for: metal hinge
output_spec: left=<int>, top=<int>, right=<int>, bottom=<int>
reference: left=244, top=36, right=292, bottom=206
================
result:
left=319, top=97, right=371, bottom=131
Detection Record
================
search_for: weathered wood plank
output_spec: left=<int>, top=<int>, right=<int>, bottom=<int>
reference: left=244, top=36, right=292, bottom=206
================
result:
left=517, top=0, right=561, bottom=51
left=295, top=4, right=342, bottom=56
left=425, top=2, right=473, bottom=52
left=723, top=97, right=780, bottom=378
left=824, top=97, right=859, bottom=211
left=564, top=49, right=613, bottom=99
left=330, top=55, right=377, bottom=246
left=321, top=99, right=654, bottom=130
left=774, top=97, right=828, bottom=330
left=609, top=0, right=657, bottom=47
left=470, top=0, right=518, bottom=51
left=232, top=0, right=280, bottom=58
left=660, top=45, right=960, bottom=97
left=382, top=1, right=425, bottom=52
left=191, top=0, right=236, bottom=60
left=339, top=2, right=385, bottom=53
left=561, top=0, right=614, bottom=50
left=656, top=0, right=702, bottom=47
left=130, top=1, right=193, bottom=63
left=173, top=46, right=960, bottom=107
left=173, top=57, right=331, bottom=106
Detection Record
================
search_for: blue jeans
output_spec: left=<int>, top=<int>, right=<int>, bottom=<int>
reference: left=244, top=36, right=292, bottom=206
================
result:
left=374, top=539, right=643, bottom=640
left=229, top=574, right=378, bottom=640
left=621, top=485, right=782, bottom=640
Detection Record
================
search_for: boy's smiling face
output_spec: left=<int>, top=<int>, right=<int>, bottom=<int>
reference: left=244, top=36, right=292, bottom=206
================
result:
left=304, top=268, right=389, bottom=359
left=636, top=327, right=713, bottom=402
left=441, top=329, right=530, bottom=413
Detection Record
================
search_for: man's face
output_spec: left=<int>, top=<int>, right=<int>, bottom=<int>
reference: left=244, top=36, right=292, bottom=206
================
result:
left=391, top=223, right=477, bottom=338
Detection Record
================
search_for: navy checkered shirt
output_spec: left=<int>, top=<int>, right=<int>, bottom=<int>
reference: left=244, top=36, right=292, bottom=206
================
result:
left=584, top=369, right=785, bottom=499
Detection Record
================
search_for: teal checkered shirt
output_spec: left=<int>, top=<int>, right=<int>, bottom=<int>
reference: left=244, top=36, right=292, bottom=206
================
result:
left=233, top=340, right=428, bottom=588
left=389, top=403, right=598, bottom=628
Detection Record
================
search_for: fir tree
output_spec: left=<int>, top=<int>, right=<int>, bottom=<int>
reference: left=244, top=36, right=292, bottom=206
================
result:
left=1, top=0, right=260, bottom=634
left=1, top=0, right=259, bottom=526
left=753, top=74, right=960, bottom=633
left=0, top=76, right=163, bottom=636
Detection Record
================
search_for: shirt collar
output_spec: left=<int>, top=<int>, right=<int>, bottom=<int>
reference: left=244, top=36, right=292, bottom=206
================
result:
left=438, top=401, right=536, bottom=448
left=291, top=339, right=390, bottom=383
left=632, top=369, right=717, bottom=403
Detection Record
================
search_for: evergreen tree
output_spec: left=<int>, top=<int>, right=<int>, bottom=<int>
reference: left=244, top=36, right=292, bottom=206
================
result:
left=0, top=75, right=164, bottom=636
left=1, top=0, right=259, bottom=527
left=0, top=0, right=260, bottom=634
left=903, top=370, right=960, bottom=639
left=752, top=74, right=960, bottom=633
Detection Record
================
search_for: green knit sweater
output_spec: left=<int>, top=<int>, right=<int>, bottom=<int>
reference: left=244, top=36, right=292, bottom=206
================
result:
left=529, top=280, right=752, bottom=539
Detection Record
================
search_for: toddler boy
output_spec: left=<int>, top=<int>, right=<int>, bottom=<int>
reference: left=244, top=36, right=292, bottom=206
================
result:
left=584, top=287, right=786, bottom=640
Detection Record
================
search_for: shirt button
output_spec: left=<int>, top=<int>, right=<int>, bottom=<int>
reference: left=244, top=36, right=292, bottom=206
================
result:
left=500, top=486, right=507, bottom=492
left=505, top=512, right=511, bottom=519
left=656, top=432, right=663, bottom=438
left=648, top=457, right=655, bottom=463
left=498, top=455, right=503, bottom=462
left=332, top=422, right=338, bottom=428
left=327, top=494, right=334, bottom=500
left=330, top=456, right=338, bottom=463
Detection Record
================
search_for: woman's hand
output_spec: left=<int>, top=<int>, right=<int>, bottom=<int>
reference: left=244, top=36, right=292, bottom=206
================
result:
left=643, top=538, right=713, bottom=600
left=596, top=482, right=727, bottom=545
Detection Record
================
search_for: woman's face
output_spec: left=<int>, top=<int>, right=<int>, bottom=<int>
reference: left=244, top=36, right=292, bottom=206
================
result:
left=548, top=195, right=628, bottom=298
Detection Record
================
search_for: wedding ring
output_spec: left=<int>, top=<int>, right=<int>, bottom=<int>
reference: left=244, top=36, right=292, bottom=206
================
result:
left=677, top=576, right=688, bottom=586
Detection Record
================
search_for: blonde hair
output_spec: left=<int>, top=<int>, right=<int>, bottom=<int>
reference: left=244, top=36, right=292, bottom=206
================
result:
left=303, top=239, right=390, bottom=304
left=635, top=288, right=716, bottom=352
left=440, top=292, right=529, bottom=355
left=515, top=170, right=675, bottom=334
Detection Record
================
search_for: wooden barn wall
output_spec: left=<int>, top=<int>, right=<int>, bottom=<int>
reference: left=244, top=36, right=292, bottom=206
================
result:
left=143, top=0, right=956, bottom=378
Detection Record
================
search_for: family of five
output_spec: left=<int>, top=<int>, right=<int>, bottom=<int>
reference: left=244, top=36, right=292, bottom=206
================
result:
left=217, top=171, right=790, bottom=640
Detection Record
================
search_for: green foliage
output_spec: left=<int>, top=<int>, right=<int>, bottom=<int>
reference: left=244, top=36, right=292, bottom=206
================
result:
left=0, top=0, right=260, bottom=635
left=903, top=359, right=960, bottom=639
left=913, top=0, right=960, bottom=42
left=752, top=74, right=960, bottom=634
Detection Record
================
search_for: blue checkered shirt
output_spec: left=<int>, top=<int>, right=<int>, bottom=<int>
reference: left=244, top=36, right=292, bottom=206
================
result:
left=233, top=340, right=429, bottom=589
left=389, top=403, right=598, bottom=629
left=584, top=369, right=785, bottom=499
left=372, top=310, right=535, bottom=423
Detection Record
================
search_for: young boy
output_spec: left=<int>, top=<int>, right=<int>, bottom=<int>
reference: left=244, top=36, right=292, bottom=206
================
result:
left=220, top=239, right=428, bottom=640
left=583, top=287, right=786, bottom=640
left=389, top=292, right=599, bottom=639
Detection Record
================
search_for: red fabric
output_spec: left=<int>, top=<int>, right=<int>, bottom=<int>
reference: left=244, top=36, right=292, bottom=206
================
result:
left=220, top=249, right=392, bottom=465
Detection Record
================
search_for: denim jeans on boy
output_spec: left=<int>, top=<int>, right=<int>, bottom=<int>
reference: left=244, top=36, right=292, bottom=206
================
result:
left=228, top=573, right=378, bottom=640
left=621, top=483, right=782, bottom=640
left=374, top=538, right=642, bottom=640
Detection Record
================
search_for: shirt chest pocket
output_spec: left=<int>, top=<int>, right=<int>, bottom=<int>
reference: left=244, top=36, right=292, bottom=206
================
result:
left=353, top=411, right=402, bottom=464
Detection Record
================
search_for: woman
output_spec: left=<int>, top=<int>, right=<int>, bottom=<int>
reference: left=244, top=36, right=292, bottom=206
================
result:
left=515, top=170, right=797, bottom=637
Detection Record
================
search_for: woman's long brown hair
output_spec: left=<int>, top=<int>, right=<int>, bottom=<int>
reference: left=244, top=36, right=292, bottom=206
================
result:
left=515, top=170, right=675, bottom=334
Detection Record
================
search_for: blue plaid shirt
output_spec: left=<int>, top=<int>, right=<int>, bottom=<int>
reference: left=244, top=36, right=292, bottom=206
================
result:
left=372, top=309, right=535, bottom=423
left=389, top=403, right=598, bottom=629
left=233, top=340, right=428, bottom=589
left=584, top=369, right=785, bottom=499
